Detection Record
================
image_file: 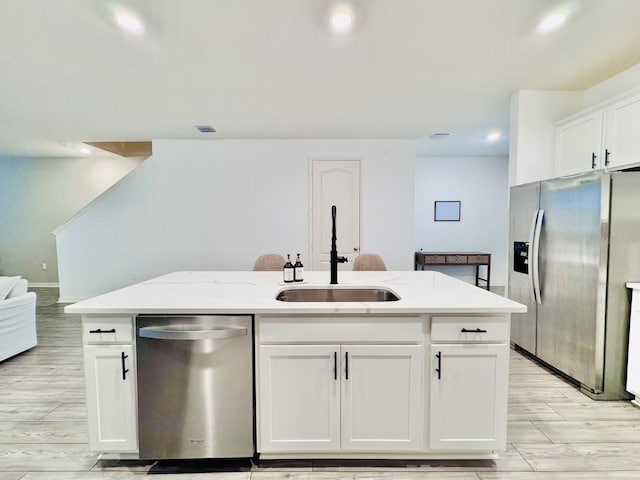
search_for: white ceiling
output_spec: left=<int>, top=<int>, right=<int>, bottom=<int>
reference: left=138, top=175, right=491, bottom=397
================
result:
left=1, top=0, right=640, bottom=159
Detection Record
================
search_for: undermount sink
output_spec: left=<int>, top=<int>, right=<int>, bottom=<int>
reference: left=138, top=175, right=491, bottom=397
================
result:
left=275, top=287, right=400, bottom=302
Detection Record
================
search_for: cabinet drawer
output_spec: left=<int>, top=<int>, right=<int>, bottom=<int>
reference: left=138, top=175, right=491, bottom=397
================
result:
left=258, top=316, right=424, bottom=343
left=83, top=316, right=133, bottom=344
left=467, top=255, right=489, bottom=264
left=424, top=255, right=446, bottom=264
left=431, top=316, right=509, bottom=343
left=446, top=255, right=467, bottom=264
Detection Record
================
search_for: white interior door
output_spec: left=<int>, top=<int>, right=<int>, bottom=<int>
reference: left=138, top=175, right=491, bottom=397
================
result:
left=311, top=159, right=361, bottom=271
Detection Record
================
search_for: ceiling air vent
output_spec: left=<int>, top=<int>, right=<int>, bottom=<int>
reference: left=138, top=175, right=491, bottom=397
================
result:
left=429, top=132, right=451, bottom=140
left=194, top=124, right=217, bottom=133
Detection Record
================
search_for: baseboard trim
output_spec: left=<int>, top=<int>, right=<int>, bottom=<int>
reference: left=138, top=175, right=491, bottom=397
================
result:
left=29, top=282, right=59, bottom=288
left=57, top=297, right=86, bottom=304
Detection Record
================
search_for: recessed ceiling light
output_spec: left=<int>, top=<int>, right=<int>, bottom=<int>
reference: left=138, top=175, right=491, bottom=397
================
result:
left=487, top=131, right=502, bottom=142
left=330, top=4, right=354, bottom=34
left=537, top=11, right=567, bottom=33
left=332, top=12, right=352, bottom=30
left=115, top=10, right=145, bottom=35
left=80, top=147, right=91, bottom=155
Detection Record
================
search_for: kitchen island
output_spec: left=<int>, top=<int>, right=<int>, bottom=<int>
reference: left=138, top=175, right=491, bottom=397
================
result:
left=66, top=270, right=525, bottom=460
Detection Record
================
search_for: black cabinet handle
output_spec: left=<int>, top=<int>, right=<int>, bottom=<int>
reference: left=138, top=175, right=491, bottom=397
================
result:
left=89, top=328, right=116, bottom=334
left=345, top=351, right=349, bottom=380
left=435, top=351, right=441, bottom=379
left=121, top=352, right=129, bottom=380
left=592, top=152, right=597, bottom=169
left=461, top=328, right=488, bottom=333
left=334, top=351, right=337, bottom=380
left=605, top=149, right=610, bottom=166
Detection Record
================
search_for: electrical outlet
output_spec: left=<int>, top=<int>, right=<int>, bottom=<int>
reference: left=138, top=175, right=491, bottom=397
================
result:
left=41, top=263, right=47, bottom=270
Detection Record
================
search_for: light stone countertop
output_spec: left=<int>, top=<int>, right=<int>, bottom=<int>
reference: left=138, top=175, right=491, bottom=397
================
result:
left=65, top=270, right=526, bottom=315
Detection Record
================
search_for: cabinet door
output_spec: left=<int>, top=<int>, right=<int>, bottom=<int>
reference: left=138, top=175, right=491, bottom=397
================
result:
left=626, top=292, right=640, bottom=398
left=259, top=345, right=340, bottom=452
left=83, top=345, right=137, bottom=452
left=555, top=111, right=603, bottom=177
left=429, top=344, right=508, bottom=451
left=341, top=345, right=422, bottom=451
left=604, top=94, right=640, bottom=169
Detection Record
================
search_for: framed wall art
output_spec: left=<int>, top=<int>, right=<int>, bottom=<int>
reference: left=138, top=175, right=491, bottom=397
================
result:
left=434, top=200, right=461, bottom=222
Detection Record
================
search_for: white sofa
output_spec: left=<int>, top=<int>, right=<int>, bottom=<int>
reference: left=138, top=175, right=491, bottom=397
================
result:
left=0, top=277, right=37, bottom=362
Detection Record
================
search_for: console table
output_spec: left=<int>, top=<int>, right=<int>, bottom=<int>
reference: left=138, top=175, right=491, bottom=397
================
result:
left=414, top=251, right=491, bottom=290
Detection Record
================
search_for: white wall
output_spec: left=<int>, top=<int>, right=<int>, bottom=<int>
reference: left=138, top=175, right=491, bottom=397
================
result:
left=414, top=156, right=508, bottom=287
left=56, top=139, right=415, bottom=301
left=0, top=156, right=143, bottom=283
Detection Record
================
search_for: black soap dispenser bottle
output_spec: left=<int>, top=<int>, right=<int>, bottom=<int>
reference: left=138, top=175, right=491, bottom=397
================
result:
left=283, top=254, right=295, bottom=283
left=294, top=253, right=304, bottom=282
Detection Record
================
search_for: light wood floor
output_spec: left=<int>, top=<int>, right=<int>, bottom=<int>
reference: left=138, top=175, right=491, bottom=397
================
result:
left=2, top=289, right=640, bottom=479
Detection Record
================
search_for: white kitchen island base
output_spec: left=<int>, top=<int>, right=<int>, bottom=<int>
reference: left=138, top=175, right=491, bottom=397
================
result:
left=258, top=452, right=500, bottom=460
left=66, top=271, right=526, bottom=461
left=256, top=313, right=510, bottom=458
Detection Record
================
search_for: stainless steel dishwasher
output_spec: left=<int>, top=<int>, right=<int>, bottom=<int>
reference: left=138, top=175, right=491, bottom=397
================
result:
left=136, top=315, right=254, bottom=459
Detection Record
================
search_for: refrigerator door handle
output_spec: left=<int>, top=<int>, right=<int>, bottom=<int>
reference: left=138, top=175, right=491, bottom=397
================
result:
left=527, top=210, right=540, bottom=303
left=531, top=209, right=544, bottom=304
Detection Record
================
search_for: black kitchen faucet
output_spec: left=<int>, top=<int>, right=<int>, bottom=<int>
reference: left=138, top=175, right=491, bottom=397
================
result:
left=330, top=205, right=348, bottom=285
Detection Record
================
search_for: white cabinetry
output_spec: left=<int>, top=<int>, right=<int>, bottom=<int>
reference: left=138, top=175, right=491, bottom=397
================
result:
left=257, top=316, right=424, bottom=455
left=604, top=95, right=640, bottom=169
left=555, top=92, right=640, bottom=177
left=82, top=316, right=137, bottom=453
left=341, top=345, right=422, bottom=451
left=428, top=316, right=509, bottom=451
left=626, top=286, right=640, bottom=408
left=259, top=345, right=340, bottom=452
left=429, top=344, right=508, bottom=450
left=555, top=111, right=603, bottom=176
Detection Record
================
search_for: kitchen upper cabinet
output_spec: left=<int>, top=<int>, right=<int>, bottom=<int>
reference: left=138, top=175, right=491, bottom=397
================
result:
left=84, top=345, right=137, bottom=452
left=604, top=94, right=640, bottom=169
left=555, top=110, right=604, bottom=177
left=258, top=343, right=423, bottom=453
left=429, top=344, right=508, bottom=450
left=555, top=91, right=640, bottom=177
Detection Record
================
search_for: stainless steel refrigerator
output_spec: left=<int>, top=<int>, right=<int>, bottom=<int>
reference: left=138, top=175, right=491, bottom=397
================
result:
left=508, top=170, right=640, bottom=400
